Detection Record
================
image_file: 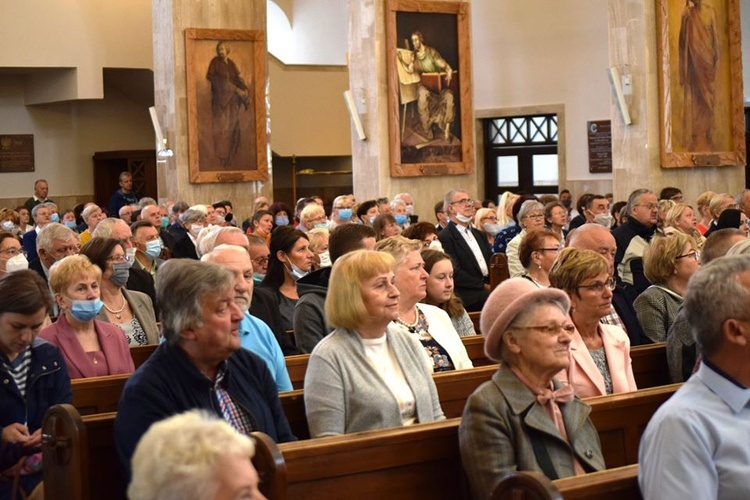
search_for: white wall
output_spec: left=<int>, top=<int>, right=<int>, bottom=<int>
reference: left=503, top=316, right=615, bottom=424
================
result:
left=471, top=0, right=611, bottom=183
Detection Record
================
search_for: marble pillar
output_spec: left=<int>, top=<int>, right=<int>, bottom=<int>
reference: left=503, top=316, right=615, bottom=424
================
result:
left=152, top=0, right=271, bottom=219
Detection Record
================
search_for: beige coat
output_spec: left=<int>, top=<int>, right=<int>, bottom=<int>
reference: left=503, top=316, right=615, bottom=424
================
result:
left=96, top=288, right=160, bottom=345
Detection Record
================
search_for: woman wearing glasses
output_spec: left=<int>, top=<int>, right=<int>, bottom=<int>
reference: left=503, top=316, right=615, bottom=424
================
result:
left=506, top=200, right=546, bottom=278
left=79, top=237, right=160, bottom=346
left=634, top=233, right=700, bottom=343
left=460, top=277, right=604, bottom=498
left=474, top=208, right=501, bottom=247
left=518, top=229, right=561, bottom=288
left=39, top=254, right=135, bottom=378
left=549, top=247, right=637, bottom=398
left=0, top=232, right=29, bottom=274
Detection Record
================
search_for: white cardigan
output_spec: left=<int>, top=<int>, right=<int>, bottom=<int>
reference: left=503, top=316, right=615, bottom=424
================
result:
left=391, top=303, right=474, bottom=370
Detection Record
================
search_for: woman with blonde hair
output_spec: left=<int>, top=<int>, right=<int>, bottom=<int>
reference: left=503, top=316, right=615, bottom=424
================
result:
left=634, top=232, right=700, bottom=343
left=496, top=191, right=519, bottom=229
left=304, top=250, right=445, bottom=437
left=549, top=247, right=637, bottom=398
left=306, top=227, right=331, bottom=269
left=664, top=203, right=705, bottom=249
left=474, top=208, right=501, bottom=246
left=703, top=192, right=735, bottom=237
left=375, top=235, right=472, bottom=371
left=694, top=190, right=716, bottom=235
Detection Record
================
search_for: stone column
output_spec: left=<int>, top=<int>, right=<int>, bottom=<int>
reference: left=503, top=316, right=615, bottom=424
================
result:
left=152, top=0, right=271, bottom=219
left=608, top=0, right=743, bottom=203
left=347, top=0, right=478, bottom=220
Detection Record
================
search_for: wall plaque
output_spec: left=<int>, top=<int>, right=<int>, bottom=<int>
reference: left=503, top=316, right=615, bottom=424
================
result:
left=0, top=135, right=34, bottom=172
left=587, top=120, right=612, bottom=173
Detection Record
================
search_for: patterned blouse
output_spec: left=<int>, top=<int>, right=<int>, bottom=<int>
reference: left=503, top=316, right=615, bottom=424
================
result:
left=588, top=347, right=613, bottom=394
left=116, top=317, right=149, bottom=346
left=395, top=308, right=455, bottom=372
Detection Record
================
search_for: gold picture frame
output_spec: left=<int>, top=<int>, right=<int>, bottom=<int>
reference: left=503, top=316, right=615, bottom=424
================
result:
left=656, top=0, right=745, bottom=168
left=385, top=0, right=474, bottom=177
left=185, top=28, right=268, bottom=183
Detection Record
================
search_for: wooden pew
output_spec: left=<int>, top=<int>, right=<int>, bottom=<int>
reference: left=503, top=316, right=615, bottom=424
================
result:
left=285, top=354, right=308, bottom=390
left=630, top=342, right=669, bottom=388
left=45, top=383, right=672, bottom=500
left=491, top=464, right=640, bottom=499
left=71, top=374, right=129, bottom=415
left=130, top=344, right=157, bottom=369
left=468, top=310, right=481, bottom=333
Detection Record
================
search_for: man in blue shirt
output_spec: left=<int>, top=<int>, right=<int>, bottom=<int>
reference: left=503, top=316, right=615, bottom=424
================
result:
left=639, top=255, right=750, bottom=499
left=202, top=244, right=292, bottom=392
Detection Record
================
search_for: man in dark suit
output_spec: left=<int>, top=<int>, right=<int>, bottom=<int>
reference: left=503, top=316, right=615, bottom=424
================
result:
left=438, top=189, right=491, bottom=312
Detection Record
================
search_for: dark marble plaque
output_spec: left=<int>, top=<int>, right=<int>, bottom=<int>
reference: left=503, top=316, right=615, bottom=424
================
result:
left=0, top=135, right=34, bottom=172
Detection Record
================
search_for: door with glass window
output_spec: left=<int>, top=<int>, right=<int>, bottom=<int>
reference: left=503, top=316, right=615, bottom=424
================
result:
left=484, top=114, right=558, bottom=202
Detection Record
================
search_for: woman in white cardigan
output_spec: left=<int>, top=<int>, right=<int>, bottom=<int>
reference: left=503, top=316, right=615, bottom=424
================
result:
left=304, top=250, right=445, bottom=438
left=375, top=236, right=473, bottom=371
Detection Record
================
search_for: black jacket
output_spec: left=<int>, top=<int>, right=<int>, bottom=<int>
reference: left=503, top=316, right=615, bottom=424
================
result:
left=438, top=221, right=491, bottom=312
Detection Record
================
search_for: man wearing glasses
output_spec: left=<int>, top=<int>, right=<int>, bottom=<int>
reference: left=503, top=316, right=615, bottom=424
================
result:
left=438, top=189, right=492, bottom=312
left=612, top=189, right=658, bottom=303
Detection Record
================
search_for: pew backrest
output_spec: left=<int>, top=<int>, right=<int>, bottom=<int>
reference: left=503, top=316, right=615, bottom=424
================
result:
left=71, top=374, right=129, bottom=415
left=130, top=344, right=157, bottom=369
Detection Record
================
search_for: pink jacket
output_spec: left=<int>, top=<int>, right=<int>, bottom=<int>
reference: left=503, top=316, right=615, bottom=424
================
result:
left=38, top=314, right=135, bottom=379
left=556, top=323, right=637, bottom=398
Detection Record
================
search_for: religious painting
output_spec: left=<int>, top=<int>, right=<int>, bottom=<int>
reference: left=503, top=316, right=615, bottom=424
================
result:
left=386, top=0, right=474, bottom=177
left=656, top=0, right=745, bottom=168
left=185, top=28, right=268, bottom=183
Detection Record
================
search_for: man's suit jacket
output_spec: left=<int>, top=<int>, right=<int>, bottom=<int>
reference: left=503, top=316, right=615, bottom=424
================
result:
left=38, top=314, right=135, bottom=379
left=557, top=323, right=638, bottom=399
left=612, top=286, right=650, bottom=346
left=459, top=367, right=605, bottom=499
left=29, top=257, right=47, bottom=283
left=95, top=288, right=160, bottom=344
left=438, top=221, right=491, bottom=312
left=22, top=230, right=38, bottom=262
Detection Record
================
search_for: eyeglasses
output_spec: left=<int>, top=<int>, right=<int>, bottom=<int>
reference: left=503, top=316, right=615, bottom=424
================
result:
left=670, top=195, right=684, bottom=202
left=537, top=247, right=560, bottom=253
left=450, top=198, right=476, bottom=207
left=676, top=250, right=700, bottom=262
left=0, top=247, right=25, bottom=256
left=518, top=323, right=576, bottom=335
left=635, top=204, right=658, bottom=211
left=481, top=217, right=499, bottom=223
left=107, top=254, right=129, bottom=263
left=577, top=278, right=616, bottom=292
left=252, top=255, right=271, bottom=265
left=523, top=213, right=545, bottom=220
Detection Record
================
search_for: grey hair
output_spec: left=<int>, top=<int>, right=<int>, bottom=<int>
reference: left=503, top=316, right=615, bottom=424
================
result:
left=138, top=197, right=157, bottom=209
left=726, top=239, right=750, bottom=257
left=81, top=203, right=101, bottom=223
left=36, top=223, right=79, bottom=251
left=31, top=202, right=55, bottom=220
left=196, top=226, right=244, bottom=258
left=517, top=200, right=545, bottom=222
left=684, top=255, right=750, bottom=357
left=734, top=189, right=750, bottom=206
left=156, top=259, right=234, bottom=345
left=92, top=218, right=125, bottom=239
left=444, top=189, right=468, bottom=213
left=626, top=189, right=653, bottom=217
left=180, top=209, right=206, bottom=225
left=390, top=198, right=407, bottom=211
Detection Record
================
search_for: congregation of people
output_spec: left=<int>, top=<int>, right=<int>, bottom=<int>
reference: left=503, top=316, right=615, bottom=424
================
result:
left=2, top=175, right=749, bottom=499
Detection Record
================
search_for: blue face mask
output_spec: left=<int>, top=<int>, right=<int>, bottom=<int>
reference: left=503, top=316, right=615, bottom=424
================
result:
left=160, top=216, right=170, bottom=229
left=63, top=220, right=77, bottom=230
left=70, top=299, right=104, bottom=322
left=337, top=208, right=352, bottom=221
left=275, top=216, right=289, bottom=226
left=50, top=213, right=60, bottom=223
left=394, top=214, right=408, bottom=226
left=314, top=222, right=328, bottom=230
left=144, top=240, right=162, bottom=260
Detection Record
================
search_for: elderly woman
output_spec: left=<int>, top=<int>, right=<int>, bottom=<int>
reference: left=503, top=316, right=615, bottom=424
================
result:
left=375, top=236, right=472, bottom=371
left=402, top=221, right=441, bottom=250
left=518, top=228, right=562, bottom=288
left=0, top=208, right=22, bottom=238
left=421, top=249, right=475, bottom=337
left=79, top=238, right=159, bottom=345
left=664, top=203, right=706, bottom=249
left=306, top=227, right=330, bottom=269
left=545, top=201, right=568, bottom=241
left=0, top=232, right=28, bottom=274
left=389, top=199, right=409, bottom=229
left=304, top=250, right=445, bottom=437
left=549, top=248, right=637, bottom=398
left=0, top=270, right=71, bottom=498
left=459, top=278, right=604, bottom=498
left=703, top=192, right=735, bottom=237
left=39, top=255, right=134, bottom=378
left=634, top=232, right=700, bottom=343
left=474, top=208, right=501, bottom=246
left=269, top=201, right=293, bottom=228
left=172, top=208, right=207, bottom=259
left=507, top=200, right=546, bottom=277
left=373, top=213, right=401, bottom=241
left=694, top=190, right=716, bottom=235
left=128, top=410, right=264, bottom=500
left=298, top=203, right=327, bottom=233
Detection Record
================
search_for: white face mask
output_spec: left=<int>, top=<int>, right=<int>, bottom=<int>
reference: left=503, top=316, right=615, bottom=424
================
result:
left=428, top=239, right=444, bottom=252
left=318, top=251, right=332, bottom=268
left=593, top=213, right=613, bottom=228
left=482, top=223, right=502, bottom=236
left=189, top=224, right=203, bottom=237
left=455, top=214, right=473, bottom=224
left=405, top=205, right=414, bottom=216
left=1, top=221, right=14, bottom=232
left=5, top=253, right=28, bottom=273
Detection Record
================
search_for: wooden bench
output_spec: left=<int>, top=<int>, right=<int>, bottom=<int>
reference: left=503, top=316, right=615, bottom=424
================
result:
left=130, top=344, right=157, bottom=369
left=491, top=464, right=640, bottom=499
left=48, top=384, right=674, bottom=500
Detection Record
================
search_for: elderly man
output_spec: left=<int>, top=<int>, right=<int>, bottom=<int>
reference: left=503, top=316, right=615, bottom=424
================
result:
left=23, top=179, right=53, bottom=223
left=639, top=255, right=750, bottom=499
left=196, top=226, right=248, bottom=259
left=612, top=189, right=658, bottom=300
left=438, top=189, right=491, bottom=312
left=114, top=259, right=295, bottom=479
left=294, top=224, right=377, bottom=353
left=22, top=202, right=54, bottom=262
left=568, top=223, right=648, bottom=345
left=580, top=194, right=611, bottom=227
left=30, top=223, right=79, bottom=283
left=327, top=195, right=355, bottom=230
left=247, top=234, right=270, bottom=283
left=202, top=245, right=292, bottom=392
left=118, top=204, right=136, bottom=225
left=394, top=192, right=417, bottom=223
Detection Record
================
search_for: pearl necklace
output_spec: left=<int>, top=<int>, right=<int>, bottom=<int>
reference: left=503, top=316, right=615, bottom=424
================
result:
left=103, top=293, right=126, bottom=320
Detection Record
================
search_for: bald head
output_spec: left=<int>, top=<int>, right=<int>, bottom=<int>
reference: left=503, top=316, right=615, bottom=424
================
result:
left=567, top=223, right=617, bottom=276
